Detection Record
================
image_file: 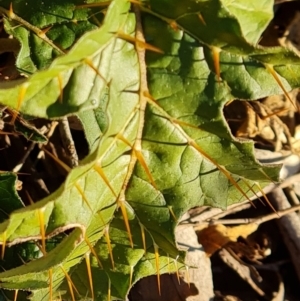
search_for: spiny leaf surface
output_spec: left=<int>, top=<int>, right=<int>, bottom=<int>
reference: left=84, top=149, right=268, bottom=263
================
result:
left=0, top=0, right=300, bottom=300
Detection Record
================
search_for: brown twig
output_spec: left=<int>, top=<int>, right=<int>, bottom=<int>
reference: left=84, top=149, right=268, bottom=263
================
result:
left=191, top=202, right=300, bottom=228
left=184, top=202, right=252, bottom=225
left=58, top=117, right=78, bottom=168
left=12, top=126, right=48, bottom=173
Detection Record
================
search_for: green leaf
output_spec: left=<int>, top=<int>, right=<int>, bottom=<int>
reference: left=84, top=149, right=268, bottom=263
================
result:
left=0, top=173, right=39, bottom=274
left=77, top=85, right=110, bottom=152
left=222, top=0, right=273, bottom=44
left=0, top=173, right=24, bottom=223
left=0, top=0, right=300, bottom=300
left=145, top=0, right=254, bottom=52
left=2, top=0, right=98, bottom=72
left=0, top=0, right=123, bottom=118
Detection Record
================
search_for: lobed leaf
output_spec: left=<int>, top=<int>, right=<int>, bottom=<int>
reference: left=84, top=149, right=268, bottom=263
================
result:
left=0, top=0, right=300, bottom=300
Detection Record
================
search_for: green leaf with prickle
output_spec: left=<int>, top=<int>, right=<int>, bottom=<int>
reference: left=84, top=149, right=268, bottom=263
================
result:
left=0, top=173, right=40, bottom=274
left=0, top=173, right=24, bottom=223
left=2, top=0, right=99, bottom=73
left=0, top=0, right=123, bottom=118
left=0, top=0, right=300, bottom=300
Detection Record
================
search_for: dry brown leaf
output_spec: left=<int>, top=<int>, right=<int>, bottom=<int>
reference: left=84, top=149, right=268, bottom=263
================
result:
left=236, top=103, right=261, bottom=138
left=197, top=223, right=258, bottom=256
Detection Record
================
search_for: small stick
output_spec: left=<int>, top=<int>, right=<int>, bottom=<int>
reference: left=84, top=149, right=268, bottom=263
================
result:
left=58, top=117, right=78, bottom=167
left=191, top=202, right=300, bottom=228
left=284, top=186, right=300, bottom=206
left=12, top=126, right=48, bottom=173
left=35, top=122, right=58, bottom=160
left=183, top=202, right=253, bottom=225
left=204, top=203, right=252, bottom=221
left=41, top=142, right=65, bottom=177
left=12, top=141, right=35, bottom=173
left=31, top=122, right=59, bottom=178
left=184, top=173, right=300, bottom=226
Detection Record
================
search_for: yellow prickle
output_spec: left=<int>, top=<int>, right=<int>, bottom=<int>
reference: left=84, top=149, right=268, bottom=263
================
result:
left=153, top=243, right=161, bottom=295
left=240, top=179, right=258, bottom=208
left=173, top=257, right=181, bottom=284
left=168, top=206, right=177, bottom=221
left=185, top=265, right=190, bottom=288
left=84, top=58, right=107, bottom=84
left=117, top=133, right=157, bottom=189
left=117, top=31, right=163, bottom=54
left=134, top=150, right=157, bottom=189
left=85, top=253, right=94, bottom=301
left=116, top=133, right=132, bottom=147
left=11, top=83, right=29, bottom=124
left=189, top=140, right=251, bottom=203
left=211, top=46, right=221, bottom=82
left=57, top=75, right=63, bottom=103
left=42, top=147, right=71, bottom=173
left=13, top=289, right=18, bottom=301
left=38, top=208, right=46, bottom=255
left=255, top=182, right=279, bottom=215
left=37, top=26, right=52, bottom=39
left=60, top=266, right=78, bottom=301
left=93, top=164, right=117, bottom=197
left=104, top=227, right=115, bottom=270
left=74, top=182, right=93, bottom=213
left=9, top=3, right=15, bottom=19
left=198, top=13, right=206, bottom=25
left=129, top=265, right=134, bottom=288
left=85, top=236, right=103, bottom=269
left=17, top=83, right=29, bottom=112
left=140, top=223, right=146, bottom=252
left=172, top=118, right=202, bottom=130
left=118, top=200, right=133, bottom=248
left=265, top=63, right=296, bottom=109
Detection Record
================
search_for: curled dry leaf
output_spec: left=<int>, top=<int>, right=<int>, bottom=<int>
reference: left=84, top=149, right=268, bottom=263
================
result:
left=197, top=223, right=258, bottom=256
